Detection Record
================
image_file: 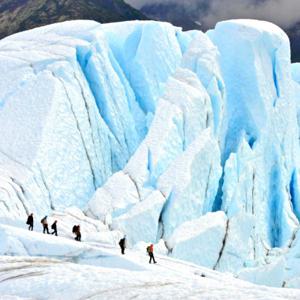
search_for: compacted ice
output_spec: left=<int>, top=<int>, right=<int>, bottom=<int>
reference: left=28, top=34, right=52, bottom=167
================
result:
left=1, top=18, right=300, bottom=288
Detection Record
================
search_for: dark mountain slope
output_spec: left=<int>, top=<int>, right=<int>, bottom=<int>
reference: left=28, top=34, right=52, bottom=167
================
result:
left=287, top=23, right=300, bottom=63
left=0, top=0, right=147, bottom=39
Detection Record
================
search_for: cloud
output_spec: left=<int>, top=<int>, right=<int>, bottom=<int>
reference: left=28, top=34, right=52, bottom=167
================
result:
left=126, top=0, right=203, bottom=11
left=126, top=0, right=172, bottom=9
left=125, top=0, right=300, bottom=29
left=202, top=0, right=300, bottom=29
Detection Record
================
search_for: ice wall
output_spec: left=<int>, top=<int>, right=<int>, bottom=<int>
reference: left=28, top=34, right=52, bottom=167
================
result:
left=0, top=20, right=187, bottom=219
left=209, top=20, right=300, bottom=257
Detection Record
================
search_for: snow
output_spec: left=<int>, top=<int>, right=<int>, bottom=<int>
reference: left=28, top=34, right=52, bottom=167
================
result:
left=216, top=213, right=254, bottom=273
left=158, top=129, right=222, bottom=239
left=86, top=171, right=140, bottom=222
left=209, top=18, right=300, bottom=258
left=1, top=17, right=300, bottom=293
left=124, top=97, right=185, bottom=199
left=167, top=212, right=227, bottom=268
left=1, top=208, right=299, bottom=299
left=238, top=257, right=286, bottom=288
left=0, top=20, right=185, bottom=219
left=111, top=190, right=166, bottom=246
left=1, top=249, right=300, bottom=299
left=181, top=31, right=225, bottom=134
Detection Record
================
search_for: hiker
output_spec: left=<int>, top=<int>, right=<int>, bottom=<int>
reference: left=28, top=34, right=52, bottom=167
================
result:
left=119, top=235, right=126, bottom=255
left=147, top=244, right=157, bottom=264
left=72, top=225, right=78, bottom=237
left=51, top=220, right=58, bottom=236
left=73, top=225, right=81, bottom=241
left=41, top=216, right=50, bottom=234
left=26, top=213, right=34, bottom=231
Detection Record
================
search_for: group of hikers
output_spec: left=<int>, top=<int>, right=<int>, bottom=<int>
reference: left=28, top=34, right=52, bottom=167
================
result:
left=119, top=236, right=157, bottom=264
left=26, top=213, right=157, bottom=263
left=26, top=213, right=80, bottom=241
left=41, top=216, right=58, bottom=235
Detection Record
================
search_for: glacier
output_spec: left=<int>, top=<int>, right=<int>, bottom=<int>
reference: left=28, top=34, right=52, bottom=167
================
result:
left=1, top=17, right=300, bottom=294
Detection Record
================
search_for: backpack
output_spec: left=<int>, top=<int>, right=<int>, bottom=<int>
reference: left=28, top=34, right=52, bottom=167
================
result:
left=51, top=223, right=55, bottom=230
left=72, top=225, right=78, bottom=233
left=119, top=238, right=125, bottom=247
left=146, top=246, right=151, bottom=253
left=40, top=217, right=46, bottom=224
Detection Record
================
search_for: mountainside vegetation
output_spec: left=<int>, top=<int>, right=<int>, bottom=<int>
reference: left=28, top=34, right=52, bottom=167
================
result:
left=0, top=0, right=147, bottom=38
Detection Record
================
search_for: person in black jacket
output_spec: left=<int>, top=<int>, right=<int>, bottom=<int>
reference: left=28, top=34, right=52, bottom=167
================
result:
left=51, top=220, right=58, bottom=236
left=73, top=225, right=81, bottom=241
left=26, top=213, right=34, bottom=231
left=119, top=235, right=126, bottom=255
left=41, top=216, right=50, bottom=234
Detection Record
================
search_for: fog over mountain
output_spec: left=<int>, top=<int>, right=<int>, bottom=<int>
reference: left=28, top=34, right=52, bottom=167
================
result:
left=126, top=0, right=300, bottom=29
left=125, top=0, right=300, bottom=61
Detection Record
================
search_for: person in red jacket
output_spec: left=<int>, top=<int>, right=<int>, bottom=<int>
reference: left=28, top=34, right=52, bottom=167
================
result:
left=147, top=244, right=157, bottom=264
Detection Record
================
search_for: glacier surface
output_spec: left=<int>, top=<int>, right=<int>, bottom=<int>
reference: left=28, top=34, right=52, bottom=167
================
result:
left=1, top=18, right=300, bottom=290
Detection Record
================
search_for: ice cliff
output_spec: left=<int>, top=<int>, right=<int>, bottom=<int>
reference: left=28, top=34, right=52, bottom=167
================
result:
left=1, top=18, right=300, bottom=287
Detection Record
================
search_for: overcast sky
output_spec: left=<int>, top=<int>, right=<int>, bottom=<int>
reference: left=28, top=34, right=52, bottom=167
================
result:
left=125, top=0, right=300, bottom=29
